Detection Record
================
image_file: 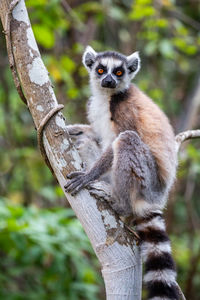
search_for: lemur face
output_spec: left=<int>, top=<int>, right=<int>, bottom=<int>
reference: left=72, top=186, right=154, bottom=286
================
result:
left=82, top=46, right=140, bottom=92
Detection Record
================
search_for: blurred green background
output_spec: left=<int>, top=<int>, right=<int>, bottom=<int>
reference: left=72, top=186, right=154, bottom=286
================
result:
left=0, top=0, right=200, bottom=299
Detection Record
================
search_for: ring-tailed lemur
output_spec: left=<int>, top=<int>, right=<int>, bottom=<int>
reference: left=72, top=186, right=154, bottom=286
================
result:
left=65, top=46, right=180, bottom=300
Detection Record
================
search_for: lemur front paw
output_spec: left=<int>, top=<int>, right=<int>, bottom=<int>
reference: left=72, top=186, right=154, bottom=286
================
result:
left=64, top=171, right=89, bottom=196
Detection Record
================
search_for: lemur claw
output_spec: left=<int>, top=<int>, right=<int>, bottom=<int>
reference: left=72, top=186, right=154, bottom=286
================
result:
left=66, top=171, right=85, bottom=179
left=65, top=171, right=88, bottom=195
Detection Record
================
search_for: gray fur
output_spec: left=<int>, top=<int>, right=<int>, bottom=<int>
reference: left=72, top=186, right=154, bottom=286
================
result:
left=64, top=47, right=181, bottom=300
left=65, top=129, right=164, bottom=217
left=65, top=145, right=113, bottom=195
left=111, top=131, right=164, bottom=217
left=83, top=46, right=141, bottom=95
left=66, top=124, right=101, bottom=170
left=65, top=47, right=170, bottom=217
left=82, top=46, right=97, bottom=71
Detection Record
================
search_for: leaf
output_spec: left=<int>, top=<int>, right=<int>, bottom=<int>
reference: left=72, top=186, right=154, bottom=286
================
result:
left=129, top=4, right=156, bottom=20
left=26, top=0, right=47, bottom=7
left=109, top=7, right=126, bottom=21
left=172, top=37, right=197, bottom=55
left=67, top=88, right=79, bottom=99
left=32, top=24, right=55, bottom=49
left=54, top=186, right=64, bottom=197
left=144, top=41, right=157, bottom=56
left=159, top=39, right=175, bottom=58
left=39, top=186, right=57, bottom=201
left=60, top=56, right=76, bottom=73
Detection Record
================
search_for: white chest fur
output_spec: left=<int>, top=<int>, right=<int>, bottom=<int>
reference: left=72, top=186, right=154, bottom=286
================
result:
left=88, top=92, right=116, bottom=150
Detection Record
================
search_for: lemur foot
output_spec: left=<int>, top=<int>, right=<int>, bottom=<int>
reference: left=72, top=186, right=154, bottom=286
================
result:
left=87, top=181, right=111, bottom=201
left=64, top=171, right=90, bottom=196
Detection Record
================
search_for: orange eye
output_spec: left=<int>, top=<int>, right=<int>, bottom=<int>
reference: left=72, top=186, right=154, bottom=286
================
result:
left=98, top=69, right=104, bottom=74
left=116, top=70, right=122, bottom=76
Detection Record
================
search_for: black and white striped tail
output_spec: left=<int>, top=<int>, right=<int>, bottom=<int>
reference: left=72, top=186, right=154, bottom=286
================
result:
left=135, top=212, right=180, bottom=300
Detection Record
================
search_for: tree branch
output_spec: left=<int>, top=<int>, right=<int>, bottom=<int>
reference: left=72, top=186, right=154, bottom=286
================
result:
left=175, top=129, right=200, bottom=152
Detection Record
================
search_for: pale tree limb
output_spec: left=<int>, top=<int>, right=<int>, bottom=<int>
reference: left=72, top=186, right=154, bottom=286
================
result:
left=175, top=129, right=200, bottom=152
left=0, top=1, right=142, bottom=299
left=0, top=1, right=199, bottom=299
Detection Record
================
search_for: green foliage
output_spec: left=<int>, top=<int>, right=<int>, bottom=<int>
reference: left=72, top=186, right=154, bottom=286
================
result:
left=129, top=0, right=156, bottom=20
left=0, top=200, right=102, bottom=300
left=130, top=0, right=198, bottom=59
left=32, top=24, right=55, bottom=49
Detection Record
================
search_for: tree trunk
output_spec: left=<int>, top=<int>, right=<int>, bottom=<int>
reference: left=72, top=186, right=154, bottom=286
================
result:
left=0, top=1, right=142, bottom=299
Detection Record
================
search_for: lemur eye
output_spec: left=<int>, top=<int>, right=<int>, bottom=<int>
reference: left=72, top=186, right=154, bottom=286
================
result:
left=98, top=69, right=104, bottom=75
left=116, top=70, right=123, bottom=76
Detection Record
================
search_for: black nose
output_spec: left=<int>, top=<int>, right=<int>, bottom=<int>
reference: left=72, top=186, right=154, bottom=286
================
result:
left=101, top=75, right=116, bottom=88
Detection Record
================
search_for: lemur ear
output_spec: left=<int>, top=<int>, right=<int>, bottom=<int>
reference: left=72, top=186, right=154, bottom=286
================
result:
left=126, top=51, right=141, bottom=78
left=82, top=46, right=97, bottom=71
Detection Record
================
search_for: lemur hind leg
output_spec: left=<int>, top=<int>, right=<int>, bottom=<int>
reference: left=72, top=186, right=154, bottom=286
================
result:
left=111, top=130, right=164, bottom=217
left=66, top=124, right=101, bottom=170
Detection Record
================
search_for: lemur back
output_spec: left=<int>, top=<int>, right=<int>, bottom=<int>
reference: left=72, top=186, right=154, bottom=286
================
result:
left=65, top=47, right=181, bottom=300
